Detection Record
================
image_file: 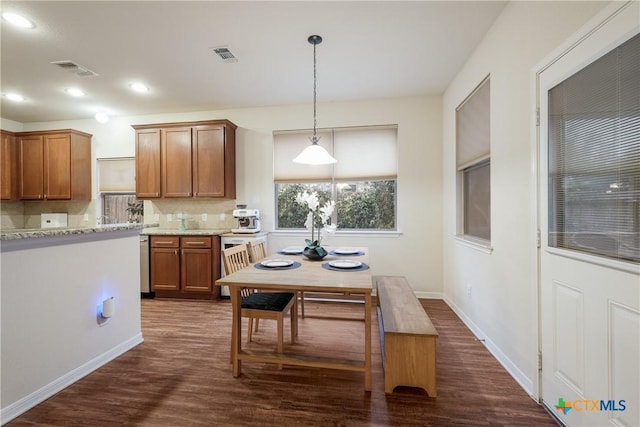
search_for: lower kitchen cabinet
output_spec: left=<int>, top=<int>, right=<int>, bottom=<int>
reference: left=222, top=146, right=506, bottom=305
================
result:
left=150, top=235, right=221, bottom=299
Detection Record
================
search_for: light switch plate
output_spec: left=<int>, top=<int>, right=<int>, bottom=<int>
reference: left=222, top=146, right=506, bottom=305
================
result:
left=202, top=213, right=208, bottom=221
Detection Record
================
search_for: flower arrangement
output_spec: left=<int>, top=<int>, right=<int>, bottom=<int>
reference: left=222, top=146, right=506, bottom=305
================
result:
left=296, top=191, right=337, bottom=258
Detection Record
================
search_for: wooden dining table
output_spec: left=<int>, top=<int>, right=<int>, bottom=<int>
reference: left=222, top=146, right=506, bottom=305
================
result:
left=215, top=247, right=373, bottom=391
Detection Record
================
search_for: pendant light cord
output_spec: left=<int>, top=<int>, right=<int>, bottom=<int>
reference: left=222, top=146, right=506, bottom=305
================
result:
left=312, top=40, right=318, bottom=142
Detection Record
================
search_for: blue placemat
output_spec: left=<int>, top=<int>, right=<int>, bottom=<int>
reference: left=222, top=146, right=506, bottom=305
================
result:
left=322, top=262, right=369, bottom=272
left=254, top=261, right=301, bottom=271
left=329, top=250, right=365, bottom=256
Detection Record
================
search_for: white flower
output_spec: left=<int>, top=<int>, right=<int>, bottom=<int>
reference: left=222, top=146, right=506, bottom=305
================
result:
left=319, top=200, right=335, bottom=223
left=296, top=191, right=338, bottom=246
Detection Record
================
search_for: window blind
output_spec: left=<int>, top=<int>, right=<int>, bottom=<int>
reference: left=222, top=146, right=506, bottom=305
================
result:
left=273, top=130, right=333, bottom=182
left=333, top=126, right=397, bottom=180
left=98, top=157, right=136, bottom=192
left=456, top=77, right=490, bottom=169
left=548, top=33, right=639, bottom=263
left=273, top=126, right=397, bottom=182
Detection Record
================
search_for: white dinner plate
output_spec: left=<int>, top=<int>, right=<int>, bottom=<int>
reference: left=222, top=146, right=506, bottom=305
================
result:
left=334, top=249, right=360, bottom=255
left=328, top=260, right=362, bottom=269
left=260, top=259, right=294, bottom=268
left=281, top=247, right=304, bottom=254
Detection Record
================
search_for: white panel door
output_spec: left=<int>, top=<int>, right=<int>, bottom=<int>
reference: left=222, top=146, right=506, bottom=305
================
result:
left=538, top=3, right=639, bottom=426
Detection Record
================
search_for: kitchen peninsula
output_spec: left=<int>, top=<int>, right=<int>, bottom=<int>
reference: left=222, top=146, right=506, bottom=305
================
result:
left=0, top=223, right=144, bottom=422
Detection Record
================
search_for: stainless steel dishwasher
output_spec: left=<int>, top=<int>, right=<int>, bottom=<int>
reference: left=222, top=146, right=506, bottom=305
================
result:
left=139, top=235, right=154, bottom=298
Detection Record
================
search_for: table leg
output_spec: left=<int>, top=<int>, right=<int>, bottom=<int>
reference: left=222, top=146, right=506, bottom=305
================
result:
left=364, top=292, right=372, bottom=391
left=231, top=286, right=242, bottom=377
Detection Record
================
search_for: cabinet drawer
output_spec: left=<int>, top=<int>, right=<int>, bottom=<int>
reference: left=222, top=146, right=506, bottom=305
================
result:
left=151, top=236, right=180, bottom=248
left=181, top=236, right=212, bottom=249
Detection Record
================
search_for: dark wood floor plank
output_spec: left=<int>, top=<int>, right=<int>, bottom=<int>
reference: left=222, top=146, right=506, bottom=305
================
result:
left=6, top=298, right=556, bottom=426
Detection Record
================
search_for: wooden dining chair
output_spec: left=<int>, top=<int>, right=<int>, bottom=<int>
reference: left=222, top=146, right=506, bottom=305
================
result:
left=222, top=244, right=297, bottom=361
left=247, top=239, right=267, bottom=263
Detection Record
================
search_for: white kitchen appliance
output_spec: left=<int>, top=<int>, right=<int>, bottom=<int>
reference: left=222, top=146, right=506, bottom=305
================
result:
left=231, top=209, right=261, bottom=233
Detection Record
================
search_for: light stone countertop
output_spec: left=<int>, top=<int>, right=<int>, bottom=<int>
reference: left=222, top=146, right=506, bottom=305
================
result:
left=140, top=228, right=230, bottom=236
left=0, top=223, right=146, bottom=241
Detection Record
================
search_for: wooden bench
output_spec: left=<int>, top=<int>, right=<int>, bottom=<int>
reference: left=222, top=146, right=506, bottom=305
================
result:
left=374, top=275, right=438, bottom=396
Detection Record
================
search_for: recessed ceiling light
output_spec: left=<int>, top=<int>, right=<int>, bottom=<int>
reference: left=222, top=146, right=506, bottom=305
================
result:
left=4, top=93, right=26, bottom=102
left=129, top=82, right=149, bottom=93
left=65, top=88, right=85, bottom=97
left=95, top=111, right=109, bottom=123
left=2, top=12, right=35, bottom=29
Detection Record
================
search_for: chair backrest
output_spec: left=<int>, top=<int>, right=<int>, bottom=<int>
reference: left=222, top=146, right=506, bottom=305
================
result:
left=222, top=244, right=250, bottom=275
left=247, top=239, right=267, bottom=262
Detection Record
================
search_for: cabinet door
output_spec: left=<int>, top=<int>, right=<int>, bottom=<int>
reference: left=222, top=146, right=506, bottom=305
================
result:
left=1, top=131, right=16, bottom=200
left=151, top=247, right=180, bottom=291
left=136, top=129, right=161, bottom=198
left=19, top=135, right=45, bottom=200
left=181, top=248, right=213, bottom=292
left=162, top=127, right=192, bottom=197
left=193, top=125, right=225, bottom=197
left=181, top=237, right=212, bottom=293
left=43, top=133, right=72, bottom=200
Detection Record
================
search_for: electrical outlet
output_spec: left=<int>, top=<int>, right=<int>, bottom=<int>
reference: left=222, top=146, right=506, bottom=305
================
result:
left=153, top=214, right=159, bottom=222
left=467, top=284, right=472, bottom=297
left=83, top=213, right=89, bottom=221
left=167, top=214, right=173, bottom=222
left=219, top=213, right=225, bottom=221
left=202, top=213, right=208, bottom=222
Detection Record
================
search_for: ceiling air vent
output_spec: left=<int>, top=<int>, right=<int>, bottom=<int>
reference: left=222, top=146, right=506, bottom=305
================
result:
left=50, top=60, right=99, bottom=77
left=210, top=47, right=238, bottom=63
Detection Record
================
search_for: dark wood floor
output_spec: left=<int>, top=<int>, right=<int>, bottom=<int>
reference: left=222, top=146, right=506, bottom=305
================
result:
left=7, top=298, right=557, bottom=426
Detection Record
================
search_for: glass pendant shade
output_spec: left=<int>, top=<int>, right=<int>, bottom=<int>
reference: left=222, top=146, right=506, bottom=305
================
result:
left=293, top=34, right=338, bottom=165
left=293, top=138, right=337, bottom=165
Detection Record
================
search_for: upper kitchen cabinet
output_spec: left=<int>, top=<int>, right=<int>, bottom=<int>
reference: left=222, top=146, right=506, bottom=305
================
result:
left=135, top=128, right=162, bottom=198
left=132, top=120, right=236, bottom=199
left=1, top=130, right=18, bottom=200
left=17, top=129, right=92, bottom=201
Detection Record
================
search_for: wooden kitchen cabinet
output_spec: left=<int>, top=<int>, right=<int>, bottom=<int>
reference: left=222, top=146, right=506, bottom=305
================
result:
left=17, top=129, right=91, bottom=201
left=162, top=127, right=193, bottom=197
left=150, top=235, right=221, bottom=299
left=1, top=130, right=18, bottom=200
left=132, top=120, right=236, bottom=199
left=135, top=128, right=161, bottom=198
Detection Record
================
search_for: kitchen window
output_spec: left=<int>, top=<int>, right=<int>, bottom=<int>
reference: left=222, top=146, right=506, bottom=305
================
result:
left=274, top=126, right=397, bottom=231
left=456, top=76, right=491, bottom=244
left=97, top=157, right=142, bottom=224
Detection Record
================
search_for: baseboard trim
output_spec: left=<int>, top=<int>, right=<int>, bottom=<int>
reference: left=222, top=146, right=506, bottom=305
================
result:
left=1, top=333, right=144, bottom=425
left=442, top=296, right=534, bottom=397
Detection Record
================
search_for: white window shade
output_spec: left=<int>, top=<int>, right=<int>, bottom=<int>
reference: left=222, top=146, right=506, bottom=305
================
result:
left=274, top=130, right=333, bottom=182
left=456, top=78, right=490, bottom=169
left=98, top=157, right=136, bottom=192
left=333, top=126, right=397, bottom=180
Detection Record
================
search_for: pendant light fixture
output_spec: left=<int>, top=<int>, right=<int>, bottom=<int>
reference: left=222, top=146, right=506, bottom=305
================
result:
left=293, top=35, right=337, bottom=165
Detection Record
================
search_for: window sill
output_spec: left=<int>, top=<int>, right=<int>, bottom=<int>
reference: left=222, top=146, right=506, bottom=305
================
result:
left=454, top=235, right=493, bottom=254
left=271, top=230, right=402, bottom=238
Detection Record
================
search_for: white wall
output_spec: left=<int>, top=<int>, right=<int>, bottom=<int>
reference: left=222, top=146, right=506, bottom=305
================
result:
left=13, top=96, right=444, bottom=295
left=1, top=231, right=142, bottom=422
left=441, top=1, right=609, bottom=396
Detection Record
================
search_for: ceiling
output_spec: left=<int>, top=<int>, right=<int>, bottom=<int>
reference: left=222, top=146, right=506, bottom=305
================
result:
left=0, top=1, right=506, bottom=124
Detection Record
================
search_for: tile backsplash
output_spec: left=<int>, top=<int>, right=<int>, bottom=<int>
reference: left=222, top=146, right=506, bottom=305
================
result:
left=0, top=198, right=239, bottom=231
left=145, top=199, right=237, bottom=230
